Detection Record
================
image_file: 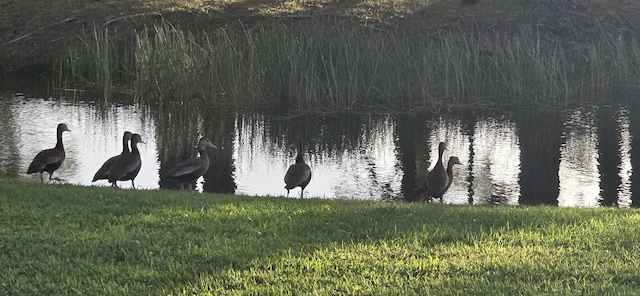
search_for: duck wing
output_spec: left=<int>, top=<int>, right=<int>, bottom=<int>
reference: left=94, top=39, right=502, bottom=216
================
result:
left=92, top=154, right=122, bottom=181
left=27, top=148, right=63, bottom=173
left=161, top=158, right=204, bottom=180
left=425, top=165, right=448, bottom=197
left=284, top=163, right=311, bottom=189
left=109, top=153, right=141, bottom=181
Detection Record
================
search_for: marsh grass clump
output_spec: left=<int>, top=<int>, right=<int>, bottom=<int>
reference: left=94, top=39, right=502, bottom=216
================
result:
left=60, top=26, right=128, bottom=103
left=59, top=20, right=640, bottom=112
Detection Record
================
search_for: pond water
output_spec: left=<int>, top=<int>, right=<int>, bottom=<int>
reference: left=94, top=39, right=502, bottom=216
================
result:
left=1, top=86, right=639, bottom=207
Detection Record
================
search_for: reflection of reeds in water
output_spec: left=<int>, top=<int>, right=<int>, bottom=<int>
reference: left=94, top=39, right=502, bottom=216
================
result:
left=200, top=106, right=237, bottom=193
left=245, top=113, right=389, bottom=158
left=60, top=20, right=640, bottom=111
left=0, top=100, right=21, bottom=177
left=154, top=103, right=236, bottom=193
left=235, top=113, right=403, bottom=198
left=154, top=103, right=204, bottom=189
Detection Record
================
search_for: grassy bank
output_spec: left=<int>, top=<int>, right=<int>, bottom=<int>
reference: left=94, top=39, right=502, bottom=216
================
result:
left=1, top=178, right=640, bottom=295
left=3, top=0, right=640, bottom=112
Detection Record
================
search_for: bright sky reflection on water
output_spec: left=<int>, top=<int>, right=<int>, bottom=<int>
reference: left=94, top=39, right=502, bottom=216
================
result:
left=0, top=94, right=636, bottom=207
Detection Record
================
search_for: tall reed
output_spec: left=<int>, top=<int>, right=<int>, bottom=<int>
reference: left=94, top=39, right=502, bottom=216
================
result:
left=60, top=20, right=640, bottom=112
left=60, top=25, right=125, bottom=102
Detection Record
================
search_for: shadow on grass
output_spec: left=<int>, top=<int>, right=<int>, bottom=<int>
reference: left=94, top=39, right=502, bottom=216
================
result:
left=1, top=178, right=635, bottom=294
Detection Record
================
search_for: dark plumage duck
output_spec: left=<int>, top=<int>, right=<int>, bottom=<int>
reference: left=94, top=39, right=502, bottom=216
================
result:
left=442, top=156, right=462, bottom=196
left=92, top=131, right=132, bottom=186
left=160, top=137, right=217, bottom=190
left=108, top=133, right=144, bottom=188
left=284, top=141, right=312, bottom=198
left=26, top=123, right=71, bottom=182
left=415, top=156, right=463, bottom=201
left=424, top=142, right=448, bottom=199
left=414, top=144, right=462, bottom=201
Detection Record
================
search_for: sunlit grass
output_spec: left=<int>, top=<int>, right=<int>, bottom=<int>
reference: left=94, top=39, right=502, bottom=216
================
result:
left=141, top=0, right=232, bottom=13
left=1, top=177, right=640, bottom=295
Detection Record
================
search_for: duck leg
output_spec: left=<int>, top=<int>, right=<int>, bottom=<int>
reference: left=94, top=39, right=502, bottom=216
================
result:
left=49, top=172, right=65, bottom=182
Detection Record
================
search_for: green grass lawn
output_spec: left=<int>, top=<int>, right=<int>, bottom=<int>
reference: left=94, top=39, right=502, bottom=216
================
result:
left=1, top=178, right=639, bottom=295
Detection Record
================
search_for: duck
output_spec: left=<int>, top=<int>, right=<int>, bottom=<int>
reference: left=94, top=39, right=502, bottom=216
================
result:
left=26, top=123, right=71, bottom=183
left=414, top=142, right=456, bottom=200
left=414, top=154, right=463, bottom=201
left=442, top=156, right=462, bottom=196
left=92, top=131, right=132, bottom=186
left=108, top=133, right=144, bottom=188
left=424, top=142, right=448, bottom=199
left=160, top=137, right=217, bottom=190
left=284, top=140, right=312, bottom=198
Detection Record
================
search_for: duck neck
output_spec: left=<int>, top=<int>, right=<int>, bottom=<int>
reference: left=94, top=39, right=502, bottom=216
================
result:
left=122, top=138, right=130, bottom=154
left=446, top=161, right=455, bottom=178
left=131, top=141, right=140, bottom=155
left=199, top=148, right=209, bottom=162
left=296, top=142, right=304, bottom=164
left=55, top=128, right=65, bottom=150
left=436, top=146, right=445, bottom=167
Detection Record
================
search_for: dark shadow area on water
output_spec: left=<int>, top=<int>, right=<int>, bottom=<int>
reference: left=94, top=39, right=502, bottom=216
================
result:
left=597, top=106, right=622, bottom=207
left=516, top=112, right=561, bottom=205
left=2, top=78, right=640, bottom=206
left=0, top=98, right=20, bottom=178
left=632, top=97, right=640, bottom=207
left=153, top=103, right=236, bottom=193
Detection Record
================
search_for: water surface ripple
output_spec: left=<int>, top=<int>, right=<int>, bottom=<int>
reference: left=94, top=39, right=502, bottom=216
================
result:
left=1, top=94, right=638, bottom=207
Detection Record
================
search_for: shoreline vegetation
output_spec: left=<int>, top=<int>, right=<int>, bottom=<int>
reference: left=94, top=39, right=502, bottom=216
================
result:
left=2, top=0, right=640, bottom=112
left=3, top=3, right=640, bottom=294
left=1, top=177, right=640, bottom=294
